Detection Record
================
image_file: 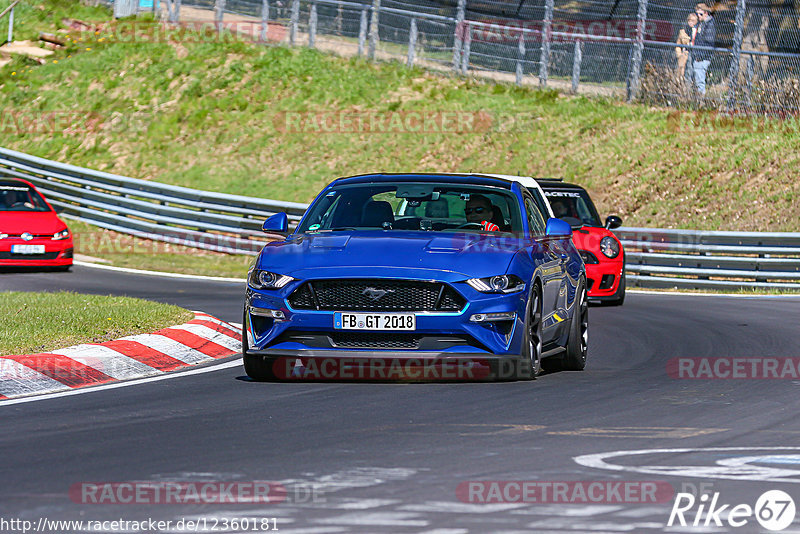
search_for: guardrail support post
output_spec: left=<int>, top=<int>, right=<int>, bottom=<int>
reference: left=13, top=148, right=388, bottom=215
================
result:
left=309, top=0, right=317, bottom=47
left=460, top=23, right=471, bottom=74
left=571, top=39, right=582, bottom=93
left=358, top=7, right=368, bottom=56
left=515, top=31, right=525, bottom=86
left=625, top=0, right=648, bottom=101
left=260, top=0, right=269, bottom=42
left=407, top=18, right=417, bottom=67
left=452, top=0, right=466, bottom=72
left=289, top=0, right=299, bottom=45
left=368, top=0, right=380, bottom=60
left=725, top=0, right=746, bottom=112
left=538, top=0, right=554, bottom=86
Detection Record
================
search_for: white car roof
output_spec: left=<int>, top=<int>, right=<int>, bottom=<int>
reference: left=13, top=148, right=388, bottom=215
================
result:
left=446, top=173, right=555, bottom=218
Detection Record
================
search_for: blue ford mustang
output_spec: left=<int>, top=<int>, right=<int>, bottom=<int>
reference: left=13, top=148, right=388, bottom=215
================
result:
left=243, top=173, right=587, bottom=381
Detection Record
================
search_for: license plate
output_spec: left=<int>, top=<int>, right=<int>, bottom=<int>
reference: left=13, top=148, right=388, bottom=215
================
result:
left=334, top=312, right=416, bottom=331
left=11, top=245, right=45, bottom=254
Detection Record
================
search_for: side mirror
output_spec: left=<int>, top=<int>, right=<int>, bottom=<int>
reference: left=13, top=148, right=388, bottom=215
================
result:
left=605, top=215, right=622, bottom=230
left=263, top=213, right=289, bottom=234
left=545, top=217, right=573, bottom=238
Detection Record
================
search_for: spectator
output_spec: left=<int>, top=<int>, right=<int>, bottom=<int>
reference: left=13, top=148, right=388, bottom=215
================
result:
left=464, top=195, right=499, bottom=231
left=691, top=3, right=716, bottom=95
left=676, top=13, right=698, bottom=83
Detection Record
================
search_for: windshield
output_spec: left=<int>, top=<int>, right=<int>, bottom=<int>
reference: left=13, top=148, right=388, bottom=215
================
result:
left=544, top=189, right=602, bottom=228
left=0, top=183, right=51, bottom=212
left=297, top=182, right=523, bottom=234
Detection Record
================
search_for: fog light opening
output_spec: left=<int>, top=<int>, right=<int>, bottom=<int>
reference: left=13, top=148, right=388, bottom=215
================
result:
left=470, top=312, right=516, bottom=323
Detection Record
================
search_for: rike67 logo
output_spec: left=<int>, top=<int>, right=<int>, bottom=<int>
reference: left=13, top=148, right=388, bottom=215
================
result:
left=668, top=490, right=796, bottom=531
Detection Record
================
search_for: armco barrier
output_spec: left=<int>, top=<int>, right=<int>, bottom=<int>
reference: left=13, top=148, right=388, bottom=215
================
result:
left=2, top=146, right=798, bottom=291
left=0, top=147, right=307, bottom=255
left=616, top=227, right=800, bottom=291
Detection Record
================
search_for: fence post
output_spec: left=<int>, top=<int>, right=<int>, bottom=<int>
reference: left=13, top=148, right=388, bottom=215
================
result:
left=571, top=39, right=582, bottom=93
left=214, top=0, right=226, bottom=34
left=309, top=0, right=317, bottom=47
left=538, top=0, right=554, bottom=86
left=452, top=0, right=466, bottom=72
left=368, top=0, right=380, bottom=60
left=358, top=7, right=368, bottom=56
left=260, top=0, right=269, bottom=42
left=289, top=0, right=299, bottom=45
left=515, top=31, right=525, bottom=85
left=460, top=23, right=471, bottom=74
left=625, top=0, right=648, bottom=102
left=745, top=55, right=754, bottom=108
left=7, top=5, right=13, bottom=43
left=175, top=0, right=181, bottom=22
left=725, top=0, right=746, bottom=111
left=407, top=18, right=417, bottom=67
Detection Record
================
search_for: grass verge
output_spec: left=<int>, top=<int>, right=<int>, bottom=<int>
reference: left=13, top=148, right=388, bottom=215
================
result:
left=67, top=219, right=252, bottom=278
left=0, top=291, right=194, bottom=355
left=0, top=1, right=798, bottom=232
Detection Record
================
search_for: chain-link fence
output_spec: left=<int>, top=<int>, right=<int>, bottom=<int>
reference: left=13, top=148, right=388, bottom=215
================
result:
left=125, top=0, right=800, bottom=113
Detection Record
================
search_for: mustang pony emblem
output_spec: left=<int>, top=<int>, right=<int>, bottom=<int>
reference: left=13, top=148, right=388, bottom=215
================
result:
left=362, top=288, right=396, bottom=301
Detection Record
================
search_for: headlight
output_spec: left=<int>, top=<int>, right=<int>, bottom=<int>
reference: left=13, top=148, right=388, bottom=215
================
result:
left=52, top=229, right=70, bottom=240
left=600, top=236, right=620, bottom=258
left=466, top=275, right=525, bottom=294
left=247, top=269, right=295, bottom=290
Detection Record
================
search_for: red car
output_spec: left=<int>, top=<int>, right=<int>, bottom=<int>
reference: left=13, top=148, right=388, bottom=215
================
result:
left=537, top=179, right=625, bottom=305
left=0, top=178, right=73, bottom=270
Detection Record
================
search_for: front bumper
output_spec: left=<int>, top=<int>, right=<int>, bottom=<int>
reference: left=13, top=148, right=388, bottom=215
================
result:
left=244, top=280, right=529, bottom=359
left=584, top=255, right=623, bottom=299
left=0, top=238, right=73, bottom=267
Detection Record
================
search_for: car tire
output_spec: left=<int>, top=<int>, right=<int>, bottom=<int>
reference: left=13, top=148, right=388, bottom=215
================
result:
left=561, top=278, right=588, bottom=371
left=242, top=311, right=277, bottom=381
left=516, top=284, right=542, bottom=381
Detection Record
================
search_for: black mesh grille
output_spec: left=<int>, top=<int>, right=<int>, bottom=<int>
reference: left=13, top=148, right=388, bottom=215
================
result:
left=288, top=279, right=466, bottom=312
left=331, top=332, right=421, bottom=349
left=0, top=252, right=60, bottom=260
left=288, top=284, right=315, bottom=309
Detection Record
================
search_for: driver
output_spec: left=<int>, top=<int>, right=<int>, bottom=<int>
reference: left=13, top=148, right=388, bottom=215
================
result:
left=550, top=198, right=569, bottom=219
left=464, top=195, right=499, bottom=232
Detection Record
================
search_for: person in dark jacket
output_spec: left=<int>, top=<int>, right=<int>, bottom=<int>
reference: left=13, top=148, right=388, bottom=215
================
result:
left=691, top=3, right=716, bottom=95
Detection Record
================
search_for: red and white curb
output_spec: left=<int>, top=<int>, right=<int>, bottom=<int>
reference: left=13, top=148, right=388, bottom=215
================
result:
left=0, top=312, right=242, bottom=400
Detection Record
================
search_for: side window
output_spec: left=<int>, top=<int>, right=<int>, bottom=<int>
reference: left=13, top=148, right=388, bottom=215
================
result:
left=527, top=187, right=551, bottom=219
left=524, top=195, right=546, bottom=235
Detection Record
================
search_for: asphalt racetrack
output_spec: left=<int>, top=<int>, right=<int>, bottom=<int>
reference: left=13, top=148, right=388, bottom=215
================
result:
left=2, top=264, right=800, bottom=533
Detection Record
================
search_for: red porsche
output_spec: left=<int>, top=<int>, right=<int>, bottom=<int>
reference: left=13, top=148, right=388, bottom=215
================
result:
left=0, top=178, right=73, bottom=270
left=537, top=179, right=625, bottom=305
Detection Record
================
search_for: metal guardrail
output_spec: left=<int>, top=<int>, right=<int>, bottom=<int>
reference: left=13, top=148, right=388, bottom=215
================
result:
left=0, top=147, right=307, bottom=255
left=616, top=227, right=800, bottom=290
left=2, top=145, right=798, bottom=290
